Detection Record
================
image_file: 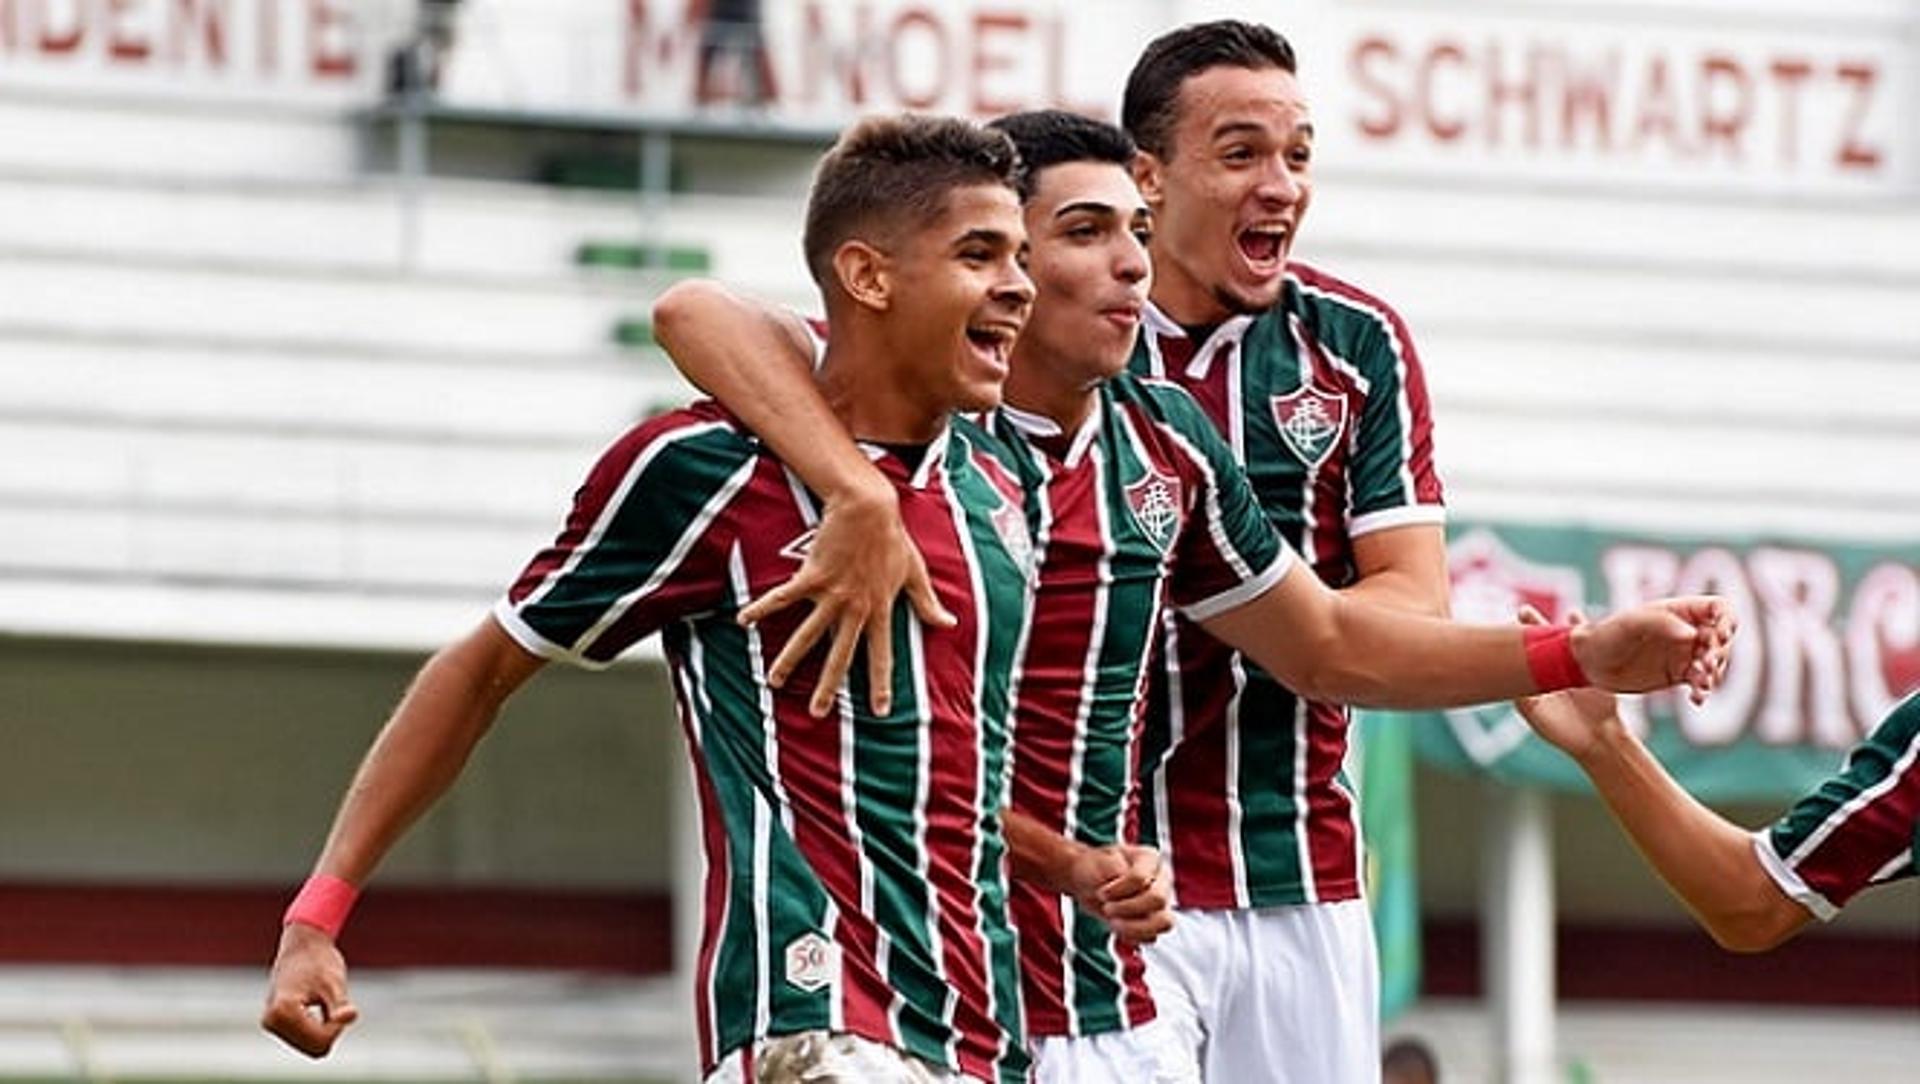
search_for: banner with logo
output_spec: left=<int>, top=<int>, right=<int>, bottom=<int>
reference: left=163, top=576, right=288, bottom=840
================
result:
left=1416, top=523, right=1919, bottom=800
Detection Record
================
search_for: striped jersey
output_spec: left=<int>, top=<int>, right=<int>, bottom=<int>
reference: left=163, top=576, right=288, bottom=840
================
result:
left=985, top=376, right=1290, bottom=1038
left=1755, top=693, right=1920, bottom=920
left=1128, top=261, right=1446, bottom=909
left=493, top=403, right=1035, bottom=1084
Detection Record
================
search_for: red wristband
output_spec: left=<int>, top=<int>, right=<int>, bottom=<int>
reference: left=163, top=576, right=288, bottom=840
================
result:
left=283, top=874, right=360, bottom=939
left=1523, top=625, right=1589, bottom=693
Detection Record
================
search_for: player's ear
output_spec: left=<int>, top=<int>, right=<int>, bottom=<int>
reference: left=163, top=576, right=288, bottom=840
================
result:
left=833, top=240, right=891, bottom=312
left=1130, top=150, right=1166, bottom=213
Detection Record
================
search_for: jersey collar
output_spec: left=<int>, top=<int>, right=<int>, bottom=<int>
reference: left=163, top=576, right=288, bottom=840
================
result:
left=855, top=423, right=950, bottom=490
left=1141, top=301, right=1255, bottom=383
left=998, top=399, right=1102, bottom=470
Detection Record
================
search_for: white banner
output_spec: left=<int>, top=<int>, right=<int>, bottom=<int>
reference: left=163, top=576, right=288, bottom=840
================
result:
left=0, top=0, right=399, bottom=102
left=2, top=0, right=1911, bottom=194
left=1314, top=5, right=1914, bottom=196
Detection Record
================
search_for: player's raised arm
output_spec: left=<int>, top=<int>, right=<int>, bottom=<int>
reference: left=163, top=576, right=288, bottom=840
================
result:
left=1198, top=566, right=1733, bottom=710
left=1517, top=621, right=1920, bottom=952
left=260, top=617, right=545, bottom=1058
left=652, top=280, right=951, bottom=716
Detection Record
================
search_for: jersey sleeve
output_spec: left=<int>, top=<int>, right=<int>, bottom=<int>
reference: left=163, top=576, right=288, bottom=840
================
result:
left=1344, top=299, right=1446, bottom=538
left=1753, top=694, right=1920, bottom=919
left=1142, top=382, right=1295, bottom=621
left=493, top=408, right=759, bottom=669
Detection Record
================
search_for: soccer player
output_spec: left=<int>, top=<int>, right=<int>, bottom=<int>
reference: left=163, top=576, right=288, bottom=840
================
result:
left=1119, top=21, right=1449, bottom=1081
left=260, top=114, right=1162, bottom=1084
left=1516, top=610, right=1919, bottom=952
left=652, top=112, right=1734, bottom=1082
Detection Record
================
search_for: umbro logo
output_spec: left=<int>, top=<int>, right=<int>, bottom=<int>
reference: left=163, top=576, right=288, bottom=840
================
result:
left=779, top=529, right=817, bottom=563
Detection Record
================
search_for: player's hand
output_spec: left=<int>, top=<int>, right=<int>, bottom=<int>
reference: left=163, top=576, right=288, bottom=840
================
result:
left=260, top=922, right=360, bottom=1058
left=1513, top=606, right=1626, bottom=762
left=1570, top=595, right=1734, bottom=704
left=1069, top=844, right=1174, bottom=945
left=740, top=476, right=955, bottom=717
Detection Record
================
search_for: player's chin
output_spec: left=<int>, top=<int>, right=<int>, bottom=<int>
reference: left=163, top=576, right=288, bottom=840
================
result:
left=1227, top=273, right=1286, bottom=313
left=953, top=377, right=1003, bottom=414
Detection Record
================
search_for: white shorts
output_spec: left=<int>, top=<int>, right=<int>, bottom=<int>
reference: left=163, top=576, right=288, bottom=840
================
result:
left=1142, top=899, right=1381, bottom=1084
left=705, top=1031, right=966, bottom=1083
left=1030, top=1018, right=1202, bottom=1084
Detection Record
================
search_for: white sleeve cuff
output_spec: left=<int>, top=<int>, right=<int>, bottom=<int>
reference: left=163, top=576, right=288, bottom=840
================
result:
left=490, top=599, right=615, bottom=671
left=1350, top=504, right=1446, bottom=538
left=1178, top=547, right=1296, bottom=623
left=1750, top=829, right=1839, bottom=922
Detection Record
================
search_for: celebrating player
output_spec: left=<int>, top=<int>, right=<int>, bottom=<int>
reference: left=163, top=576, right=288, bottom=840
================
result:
left=262, top=114, right=1165, bottom=1084
left=653, top=110, right=1735, bottom=1082
left=1516, top=609, right=1918, bottom=952
left=1119, top=21, right=1448, bottom=1081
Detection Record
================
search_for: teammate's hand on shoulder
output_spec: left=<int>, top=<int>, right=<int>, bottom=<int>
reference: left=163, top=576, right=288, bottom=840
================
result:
left=743, top=474, right=954, bottom=717
left=260, top=922, right=360, bottom=1058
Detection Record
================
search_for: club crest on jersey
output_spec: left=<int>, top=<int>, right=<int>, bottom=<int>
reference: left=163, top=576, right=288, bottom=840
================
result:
left=1124, top=467, right=1184, bottom=554
left=1270, top=384, right=1348, bottom=469
left=990, top=499, right=1034, bottom=575
left=778, top=528, right=818, bottom=563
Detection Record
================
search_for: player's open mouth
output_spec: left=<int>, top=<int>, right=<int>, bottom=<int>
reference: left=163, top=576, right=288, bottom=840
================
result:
left=965, top=323, right=1019, bottom=369
left=1236, top=224, right=1289, bottom=272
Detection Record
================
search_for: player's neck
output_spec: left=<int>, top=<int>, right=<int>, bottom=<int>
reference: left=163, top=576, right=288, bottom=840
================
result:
left=818, top=326, right=949, bottom=444
left=1147, top=246, right=1232, bottom=326
left=1001, top=355, right=1097, bottom=436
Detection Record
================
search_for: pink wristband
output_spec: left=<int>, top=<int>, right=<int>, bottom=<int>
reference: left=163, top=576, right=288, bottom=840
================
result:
left=1523, top=625, right=1589, bottom=692
left=283, top=874, right=360, bottom=939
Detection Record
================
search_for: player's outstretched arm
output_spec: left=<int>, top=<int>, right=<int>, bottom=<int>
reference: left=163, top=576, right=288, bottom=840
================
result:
left=1198, top=567, right=1733, bottom=709
left=1512, top=612, right=1810, bottom=951
left=260, top=617, right=545, bottom=1057
left=652, top=280, right=951, bottom=716
left=1001, top=808, right=1173, bottom=944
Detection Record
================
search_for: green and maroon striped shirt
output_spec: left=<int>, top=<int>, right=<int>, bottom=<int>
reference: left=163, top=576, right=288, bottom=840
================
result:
left=1129, top=262, right=1446, bottom=910
left=494, top=403, right=1034, bottom=1084
left=1756, top=693, right=1920, bottom=919
left=987, top=375, right=1289, bottom=1038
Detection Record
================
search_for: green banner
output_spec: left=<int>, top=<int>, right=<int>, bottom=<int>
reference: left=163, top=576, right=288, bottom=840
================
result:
left=1357, top=710, right=1421, bottom=1022
left=1416, top=523, right=1920, bottom=801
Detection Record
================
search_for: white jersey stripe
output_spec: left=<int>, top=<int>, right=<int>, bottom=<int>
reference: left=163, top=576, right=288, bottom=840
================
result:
left=572, top=455, right=760, bottom=660
left=520, top=419, right=731, bottom=613
left=1868, top=849, right=1912, bottom=885
left=1070, top=442, right=1119, bottom=1028
left=730, top=546, right=778, bottom=1040
left=677, top=633, right=726, bottom=1069
left=1292, top=697, right=1318, bottom=905
left=941, top=473, right=991, bottom=1069
left=1783, top=729, right=1920, bottom=871
left=1225, top=652, right=1251, bottom=908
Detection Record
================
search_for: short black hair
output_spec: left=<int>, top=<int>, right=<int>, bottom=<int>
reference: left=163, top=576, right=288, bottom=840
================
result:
left=1121, top=20, right=1298, bottom=158
left=802, top=114, right=1022, bottom=287
left=986, top=110, right=1136, bottom=201
left=1382, top=1037, right=1440, bottom=1084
